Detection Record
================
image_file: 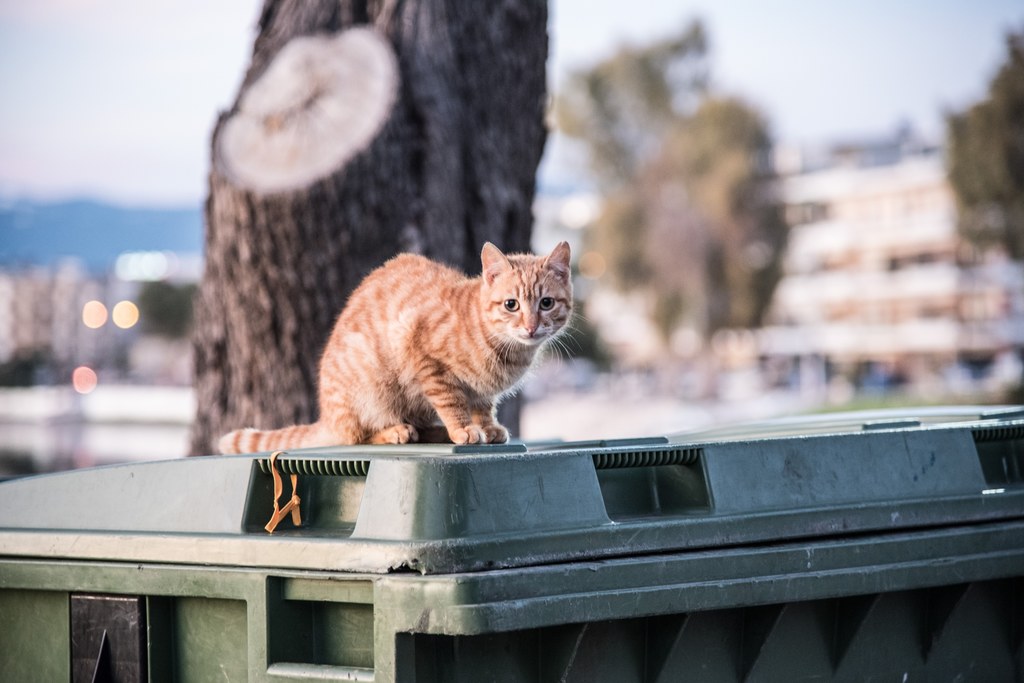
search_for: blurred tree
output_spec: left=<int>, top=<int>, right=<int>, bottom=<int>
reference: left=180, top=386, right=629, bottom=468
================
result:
left=557, top=21, right=785, bottom=343
left=646, top=97, right=786, bottom=336
left=0, top=348, right=50, bottom=387
left=138, top=282, right=196, bottom=338
left=948, top=27, right=1024, bottom=402
left=948, top=28, right=1024, bottom=261
left=560, top=314, right=612, bottom=371
left=556, top=21, right=709, bottom=190
left=190, top=0, right=547, bottom=454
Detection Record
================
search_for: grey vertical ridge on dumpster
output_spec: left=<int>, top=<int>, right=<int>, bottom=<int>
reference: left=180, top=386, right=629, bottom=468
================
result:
left=1, top=406, right=1023, bottom=681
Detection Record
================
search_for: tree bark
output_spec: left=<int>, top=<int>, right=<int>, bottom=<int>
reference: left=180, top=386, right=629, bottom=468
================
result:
left=190, top=0, right=548, bottom=454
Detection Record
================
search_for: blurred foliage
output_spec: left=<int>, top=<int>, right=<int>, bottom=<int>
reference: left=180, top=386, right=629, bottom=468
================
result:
left=947, top=27, right=1024, bottom=260
left=556, top=21, right=709, bottom=190
left=556, top=19, right=786, bottom=342
left=137, top=281, right=196, bottom=338
left=560, top=314, right=613, bottom=370
left=0, top=348, right=50, bottom=387
left=0, top=449, right=39, bottom=478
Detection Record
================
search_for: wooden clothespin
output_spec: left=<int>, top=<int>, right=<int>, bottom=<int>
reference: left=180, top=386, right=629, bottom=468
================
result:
left=265, top=451, right=302, bottom=533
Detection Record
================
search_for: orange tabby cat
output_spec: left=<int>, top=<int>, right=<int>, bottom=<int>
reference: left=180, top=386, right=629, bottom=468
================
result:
left=218, top=241, right=572, bottom=453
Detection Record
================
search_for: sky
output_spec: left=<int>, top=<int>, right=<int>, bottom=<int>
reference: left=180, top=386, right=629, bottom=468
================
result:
left=0, top=0, right=1021, bottom=206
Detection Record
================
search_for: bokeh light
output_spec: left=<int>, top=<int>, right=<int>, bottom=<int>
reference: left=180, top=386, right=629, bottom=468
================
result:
left=558, top=195, right=600, bottom=229
left=115, top=251, right=171, bottom=281
left=72, top=366, right=98, bottom=394
left=112, top=300, right=140, bottom=329
left=82, top=300, right=108, bottom=328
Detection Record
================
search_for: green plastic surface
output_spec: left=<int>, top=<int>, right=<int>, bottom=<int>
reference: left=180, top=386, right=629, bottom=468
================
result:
left=2, top=409, right=1022, bottom=574
left=1, top=407, right=1022, bottom=681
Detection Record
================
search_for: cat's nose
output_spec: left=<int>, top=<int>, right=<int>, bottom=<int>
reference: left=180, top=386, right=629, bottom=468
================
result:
left=525, top=323, right=538, bottom=337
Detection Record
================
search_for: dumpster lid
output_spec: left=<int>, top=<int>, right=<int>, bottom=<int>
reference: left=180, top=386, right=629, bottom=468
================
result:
left=1, top=405, right=1022, bottom=574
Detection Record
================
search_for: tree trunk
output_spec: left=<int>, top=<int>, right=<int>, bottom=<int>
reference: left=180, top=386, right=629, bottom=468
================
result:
left=190, top=0, right=548, bottom=455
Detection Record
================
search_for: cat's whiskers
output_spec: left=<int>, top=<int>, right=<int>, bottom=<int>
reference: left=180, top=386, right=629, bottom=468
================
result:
left=570, top=311, right=595, bottom=324
left=486, top=331, right=528, bottom=364
left=548, top=335, right=574, bottom=361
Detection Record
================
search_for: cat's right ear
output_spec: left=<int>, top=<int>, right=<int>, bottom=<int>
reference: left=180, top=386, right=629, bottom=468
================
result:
left=545, top=241, right=571, bottom=281
left=481, top=242, right=511, bottom=285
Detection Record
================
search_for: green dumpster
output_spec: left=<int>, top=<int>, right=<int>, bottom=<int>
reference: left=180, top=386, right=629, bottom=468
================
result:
left=1, top=406, right=1022, bottom=681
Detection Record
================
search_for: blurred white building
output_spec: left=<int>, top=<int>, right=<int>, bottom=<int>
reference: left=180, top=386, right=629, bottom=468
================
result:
left=0, top=262, right=106, bottom=368
left=0, top=261, right=147, bottom=383
left=761, top=139, right=1024, bottom=396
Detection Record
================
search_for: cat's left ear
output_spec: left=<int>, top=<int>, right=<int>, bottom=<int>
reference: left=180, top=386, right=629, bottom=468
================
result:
left=481, top=242, right=512, bottom=285
left=545, top=241, right=571, bottom=281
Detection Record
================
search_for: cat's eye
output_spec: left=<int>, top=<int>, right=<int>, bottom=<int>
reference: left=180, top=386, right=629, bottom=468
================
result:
left=539, top=297, right=555, bottom=311
left=504, top=299, right=520, bottom=312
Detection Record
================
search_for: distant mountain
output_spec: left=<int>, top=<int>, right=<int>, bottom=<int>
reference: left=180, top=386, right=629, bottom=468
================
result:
left=0, top=199, right=203, bottom=273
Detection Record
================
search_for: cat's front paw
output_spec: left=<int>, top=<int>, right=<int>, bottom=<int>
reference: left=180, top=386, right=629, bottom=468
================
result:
left=481, top=424, right=509, bottom=444
left=371, top=423, right=419, bottom=445
left=449, top=425, right=486, bottom=445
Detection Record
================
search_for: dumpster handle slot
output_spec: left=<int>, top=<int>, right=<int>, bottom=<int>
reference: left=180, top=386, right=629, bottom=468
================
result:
left=265, top=451, right=303, bottom=534
left=257, top=455, right=370, bottom=477
left=591, top=446, right=702, bottom=469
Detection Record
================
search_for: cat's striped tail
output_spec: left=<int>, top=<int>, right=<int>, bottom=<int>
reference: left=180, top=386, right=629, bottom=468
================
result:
left=217, top=422, right=331, bottom=454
